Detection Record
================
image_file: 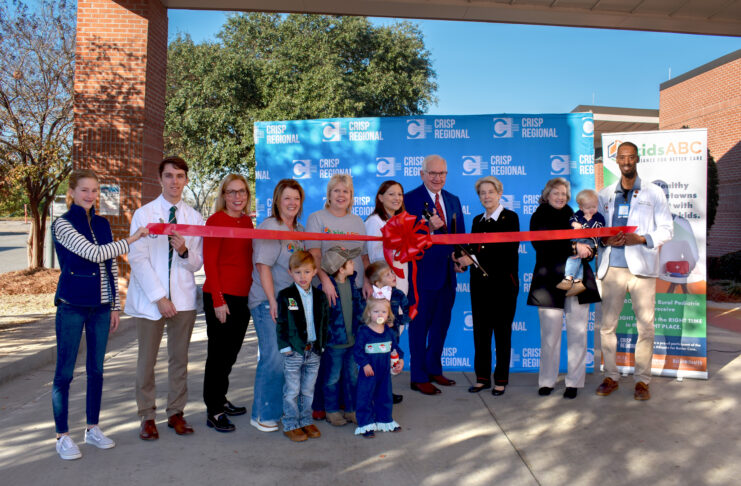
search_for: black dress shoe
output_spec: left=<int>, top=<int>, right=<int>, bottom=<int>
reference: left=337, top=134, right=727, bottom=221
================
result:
left=491, top=386, right=506, bottom=396
left=223, top=400, right=247, bottom=416
left=538, top=387, right=554, bottom=396
left=207, top=413, right=235, bottom=433
left=563, top=387, right=578, bottom=399
left=392, top=393, right=404, bottom=404
left=468, top=383, right=490, bottom=393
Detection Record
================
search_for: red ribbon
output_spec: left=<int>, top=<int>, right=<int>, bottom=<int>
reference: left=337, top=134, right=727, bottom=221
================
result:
left=147, top=218, right=634, bottom=321
left=380, top=211, right=432, bottom=320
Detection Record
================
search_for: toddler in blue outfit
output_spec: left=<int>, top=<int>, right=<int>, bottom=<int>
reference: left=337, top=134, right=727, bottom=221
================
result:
left=557, top=189, right=605, bottom=296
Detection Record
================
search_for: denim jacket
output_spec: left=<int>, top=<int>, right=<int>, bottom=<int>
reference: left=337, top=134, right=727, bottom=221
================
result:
left=389, top=287, right=411, bottom=331
left=321, top=272, right=365, bottom=347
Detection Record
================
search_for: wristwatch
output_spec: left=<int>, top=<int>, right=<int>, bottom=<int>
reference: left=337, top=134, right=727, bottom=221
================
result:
left=178, top=248, right=189, bottom=259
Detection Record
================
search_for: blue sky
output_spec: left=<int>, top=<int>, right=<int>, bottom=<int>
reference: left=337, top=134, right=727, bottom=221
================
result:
left=168, top=10, right=741, bottom=115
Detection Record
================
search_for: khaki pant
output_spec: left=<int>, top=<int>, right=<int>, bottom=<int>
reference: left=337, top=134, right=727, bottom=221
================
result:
left=599, top=267, right=656, bottom=384
left=135, top=310, right=196, bottom=420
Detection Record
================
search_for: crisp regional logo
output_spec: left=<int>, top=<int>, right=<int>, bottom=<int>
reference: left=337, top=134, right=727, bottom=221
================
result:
left=463, top=311, right=473, bottom=331
left=292, top=159, right=315, bottom=180
left=550, top=155, right=571, bottom=175
left=493, top=117, right=518, bottom=138
left=500, top=194, right=521, bottom=211
left=406, top=119, right=432, bottom=139
left=582, top=118, right=594, bottom=138
left=321, top=122, right=343, bottom=142
left=376, top=157, right=401, bottom=177
left=461, top=155, right=488, bottom=176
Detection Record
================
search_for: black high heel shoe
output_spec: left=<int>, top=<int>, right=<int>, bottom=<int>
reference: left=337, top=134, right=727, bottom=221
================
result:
left=467, top=383, right=491, bottom=393
left=491, top=386, right=506, bottom=396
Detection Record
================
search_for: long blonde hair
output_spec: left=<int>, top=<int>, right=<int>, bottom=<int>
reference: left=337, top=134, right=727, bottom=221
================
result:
left=66, top=169, right=99, bottom=208
left=213, top=174, right=250, bottom=214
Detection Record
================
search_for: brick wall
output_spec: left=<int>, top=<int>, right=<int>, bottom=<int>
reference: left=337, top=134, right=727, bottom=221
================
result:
left=660, top=52, right=741, bottom=257
left=74, top=0, right=168, bottom=276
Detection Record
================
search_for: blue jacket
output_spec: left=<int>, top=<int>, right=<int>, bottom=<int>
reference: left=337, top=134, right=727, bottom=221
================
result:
left=52, top=204, right=115, bottom=307
left=320, top=272, right=365, bottom=347
left=389, top=287, right=411, bottom=331
left=404, top=184, right=465, bottom=299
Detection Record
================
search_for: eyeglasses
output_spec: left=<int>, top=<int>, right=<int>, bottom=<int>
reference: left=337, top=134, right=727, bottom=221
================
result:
left=425, top=171, right=447, bottom=179
left=225, top=189, right=248, bottom=197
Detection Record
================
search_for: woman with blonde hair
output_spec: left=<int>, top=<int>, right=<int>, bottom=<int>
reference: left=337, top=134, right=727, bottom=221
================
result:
left=305, top=173, right=370, bottom=420
left=202, top=173, right=254, bottom=432
left=51, top=169, right=148, bottom=460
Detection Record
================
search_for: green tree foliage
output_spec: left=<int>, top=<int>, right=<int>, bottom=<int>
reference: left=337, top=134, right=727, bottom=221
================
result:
left=0, top=0, right=74, bottom=267
left=165, top=14, right=437, bottom=212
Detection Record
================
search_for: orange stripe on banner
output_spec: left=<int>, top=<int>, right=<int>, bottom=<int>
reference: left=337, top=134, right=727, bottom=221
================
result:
left=616, top=353, right=707, bottom=372
left=651, top=355, right=707, bottom=372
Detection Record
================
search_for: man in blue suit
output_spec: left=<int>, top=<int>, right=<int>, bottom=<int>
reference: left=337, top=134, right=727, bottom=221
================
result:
left=404, top=154, right=465, bottom=395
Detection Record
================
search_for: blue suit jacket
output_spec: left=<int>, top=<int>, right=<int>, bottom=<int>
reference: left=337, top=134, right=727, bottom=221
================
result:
left=404, top=184, right=465, bottom=298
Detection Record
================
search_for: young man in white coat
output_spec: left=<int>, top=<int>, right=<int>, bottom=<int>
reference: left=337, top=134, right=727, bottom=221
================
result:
left=595, top=142, right=672, bottom=401
left=126, top=156, right=204, bottom=439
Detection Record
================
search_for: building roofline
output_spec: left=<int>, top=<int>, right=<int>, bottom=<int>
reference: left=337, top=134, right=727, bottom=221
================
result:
left=571, top=105, right=659, bottom=117
left=660, top=49, right=741, bottom=91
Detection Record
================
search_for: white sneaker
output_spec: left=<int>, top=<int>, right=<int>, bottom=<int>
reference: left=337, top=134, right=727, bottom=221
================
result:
left=56, top=435, right=82, bottom=460
left=84, top=425, right=116, bottom=449
left=250, top=418, right=279, bottom=432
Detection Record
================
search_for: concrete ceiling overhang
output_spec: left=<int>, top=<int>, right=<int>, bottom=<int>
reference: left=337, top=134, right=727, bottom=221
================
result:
left=162, top=0, right=741, bottom=37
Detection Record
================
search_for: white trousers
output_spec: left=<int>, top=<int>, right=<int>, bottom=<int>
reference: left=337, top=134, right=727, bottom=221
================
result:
left=538, top=296, right=590, bottom=388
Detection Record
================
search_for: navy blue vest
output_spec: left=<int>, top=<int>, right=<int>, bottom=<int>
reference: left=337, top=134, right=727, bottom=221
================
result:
left=52, top=204, right=115, bottom=307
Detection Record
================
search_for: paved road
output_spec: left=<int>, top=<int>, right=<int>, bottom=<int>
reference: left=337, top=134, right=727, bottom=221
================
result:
left=0, top=221, right=31, bottom=273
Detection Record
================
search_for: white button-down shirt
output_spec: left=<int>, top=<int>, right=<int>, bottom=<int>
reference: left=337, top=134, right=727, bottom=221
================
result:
left=125, top=194, right=204, bottom=320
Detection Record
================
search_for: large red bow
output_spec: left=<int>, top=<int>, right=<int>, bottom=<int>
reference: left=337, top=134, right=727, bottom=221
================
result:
left=381, top=211, right=432, bottom=320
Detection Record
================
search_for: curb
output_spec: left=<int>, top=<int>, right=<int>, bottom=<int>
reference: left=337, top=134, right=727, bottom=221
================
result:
left=0, top=315, right=138, bottom=386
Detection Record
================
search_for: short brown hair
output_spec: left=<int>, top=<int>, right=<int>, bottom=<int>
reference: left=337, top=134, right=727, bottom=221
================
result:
left=66, top=169, right=99, bottom=208
left=159, top=156, right=189, bottom=177
left=288, top=250, right=316, bottom=271
left=539, top=177, right=571, bottom=205
left=365, top=260, right=391, bottom=286
left=271, top=179, right=305, bottom=226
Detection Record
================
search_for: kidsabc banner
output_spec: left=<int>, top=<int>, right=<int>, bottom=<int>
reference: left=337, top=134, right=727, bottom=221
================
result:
left=255, top=114, right=596, bottom=373
left=601, top=128, right=708, bottom=379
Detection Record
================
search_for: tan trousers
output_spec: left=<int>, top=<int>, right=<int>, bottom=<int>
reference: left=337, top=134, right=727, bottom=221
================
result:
left=135, top=310, right=196, bottom=420
left=599, top=267, right=656, bottom=384
left=537, top=296, right=590, bottom=389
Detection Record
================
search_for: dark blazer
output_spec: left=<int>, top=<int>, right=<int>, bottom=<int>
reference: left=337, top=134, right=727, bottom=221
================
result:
left=276, top=284, right=330, bottom=354
left=404, top=183, right=465, bottom=296
left=52, top=204, right=115, bottom=307
left=527, top=203, right=600, bottom=308
left=468, top=209, right=520, bottom=292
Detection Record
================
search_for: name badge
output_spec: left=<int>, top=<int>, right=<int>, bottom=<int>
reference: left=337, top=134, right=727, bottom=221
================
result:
left=617, top=204, right=630, bottom=218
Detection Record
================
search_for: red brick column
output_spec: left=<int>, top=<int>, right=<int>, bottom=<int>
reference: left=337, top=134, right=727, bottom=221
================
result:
left=74, top=0, right=168, bottom=276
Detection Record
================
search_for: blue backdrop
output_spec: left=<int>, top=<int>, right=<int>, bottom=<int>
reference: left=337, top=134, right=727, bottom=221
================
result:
left=254, top=113, right=596, bottom=373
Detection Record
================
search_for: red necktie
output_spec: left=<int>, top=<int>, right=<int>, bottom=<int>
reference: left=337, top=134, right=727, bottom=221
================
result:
left=435, top=193, right=447, bottom=231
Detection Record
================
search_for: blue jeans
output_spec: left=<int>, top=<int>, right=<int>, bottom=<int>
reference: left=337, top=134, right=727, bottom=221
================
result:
left=250, top=302, right=284, bottom=423
left=282, top=350, right=320, bottom=431
left=564, top=255, right=584, bottom=280
left=52, top=303, right=111, bottom=434
left=323, top=346, right=358, bottom=413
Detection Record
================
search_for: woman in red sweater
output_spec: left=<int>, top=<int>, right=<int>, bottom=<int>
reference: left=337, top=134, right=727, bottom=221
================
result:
left=202, top=173, right=254, bottom=432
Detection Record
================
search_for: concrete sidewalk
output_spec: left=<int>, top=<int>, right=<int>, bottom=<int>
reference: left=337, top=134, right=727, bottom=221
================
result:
left=0, top=303, right=739, bottom=485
